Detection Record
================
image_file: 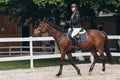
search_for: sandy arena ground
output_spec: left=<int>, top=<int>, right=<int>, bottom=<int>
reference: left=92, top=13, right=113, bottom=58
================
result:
left=0, top=64, right=120, bottom=80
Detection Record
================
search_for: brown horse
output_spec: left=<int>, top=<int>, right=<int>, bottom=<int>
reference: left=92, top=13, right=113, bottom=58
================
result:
left=33, top=21, right=112, bottom=76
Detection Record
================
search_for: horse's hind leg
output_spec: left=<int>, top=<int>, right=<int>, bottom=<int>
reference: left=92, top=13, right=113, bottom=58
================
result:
left=66, top=53, right=81, bottom=75
left=88, top=47, right=99, bottom=74
left=98, top=48, right=105, bottom=74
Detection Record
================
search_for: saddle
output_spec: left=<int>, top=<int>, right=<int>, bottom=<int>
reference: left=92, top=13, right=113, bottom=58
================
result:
left=66, top=28, right=88, bottom=42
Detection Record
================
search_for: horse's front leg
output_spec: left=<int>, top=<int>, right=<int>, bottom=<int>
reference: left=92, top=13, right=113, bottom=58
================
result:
left=56, top=52, right=65, bottom=77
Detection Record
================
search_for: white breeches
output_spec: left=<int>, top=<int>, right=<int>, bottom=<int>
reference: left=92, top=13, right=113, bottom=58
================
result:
left=68, top=28, right=82, bottom=38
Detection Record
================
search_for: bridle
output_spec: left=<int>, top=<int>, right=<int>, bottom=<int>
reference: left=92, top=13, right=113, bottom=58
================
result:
left=36, top=21, right=46, bottom=35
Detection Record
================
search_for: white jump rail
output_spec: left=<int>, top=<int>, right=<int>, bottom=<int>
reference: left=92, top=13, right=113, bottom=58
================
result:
left=0, top=35, right=119, bottom=68
left=0, top=46, right=54, bottom=55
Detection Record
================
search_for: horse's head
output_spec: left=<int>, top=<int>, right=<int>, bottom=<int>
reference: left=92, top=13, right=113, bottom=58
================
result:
left=33, top=21, right=48, bottom=36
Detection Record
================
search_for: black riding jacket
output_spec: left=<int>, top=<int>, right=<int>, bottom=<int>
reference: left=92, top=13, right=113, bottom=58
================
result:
left=69, top=10, right=81, bottom=28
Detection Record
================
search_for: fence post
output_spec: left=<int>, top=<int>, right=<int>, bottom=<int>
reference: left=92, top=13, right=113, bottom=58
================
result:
left=30, top=36, right=33, bottom=68
left=54, top=41, right=60, bottom=54
left=9, top=46, right=11, bottom=56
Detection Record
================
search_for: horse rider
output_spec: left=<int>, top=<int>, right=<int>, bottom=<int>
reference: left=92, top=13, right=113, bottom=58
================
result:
left=65, top=3, right=82, bottom=49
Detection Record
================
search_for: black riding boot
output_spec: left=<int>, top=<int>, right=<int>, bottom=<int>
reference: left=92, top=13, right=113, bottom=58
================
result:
left=71, top=37, right=78, bottom=52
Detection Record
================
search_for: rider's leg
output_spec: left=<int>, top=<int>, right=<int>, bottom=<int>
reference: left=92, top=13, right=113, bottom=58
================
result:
left=72, top=36, right=78, bottom=48
left=71, top=28, right=80, bottom=48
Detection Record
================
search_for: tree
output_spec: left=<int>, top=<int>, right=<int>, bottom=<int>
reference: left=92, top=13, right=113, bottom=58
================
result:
left=0, top=0, right=67, bottom=27
left=0, top=0, right=120, bottom=27
left=78, top=0, right=120, bottom=28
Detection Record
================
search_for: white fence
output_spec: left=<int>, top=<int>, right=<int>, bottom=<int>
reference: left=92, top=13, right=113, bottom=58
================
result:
left=0, top=35, right=119, bottom=68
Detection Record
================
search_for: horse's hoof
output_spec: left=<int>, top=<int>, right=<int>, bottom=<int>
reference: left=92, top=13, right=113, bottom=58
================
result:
left=77, top=71, right=81, bottom=76
left=78, top=73, right=82, bottom=76
left=56, top=73, right=61, bottom=77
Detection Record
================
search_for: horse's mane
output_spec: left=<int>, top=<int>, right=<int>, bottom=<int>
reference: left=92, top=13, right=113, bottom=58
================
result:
left=46, top=21, right=68, bottom=32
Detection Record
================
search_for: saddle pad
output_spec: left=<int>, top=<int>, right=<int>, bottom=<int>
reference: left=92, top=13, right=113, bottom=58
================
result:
left=66, top=30, right=88, bottom=41
left=78, top=32, right=88, bottom=41
left=66, top=29, right=88, bottom=41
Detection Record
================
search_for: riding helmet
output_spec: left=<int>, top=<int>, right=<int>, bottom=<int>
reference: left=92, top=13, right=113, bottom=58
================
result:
left=71, top=3, right=77, bottom=8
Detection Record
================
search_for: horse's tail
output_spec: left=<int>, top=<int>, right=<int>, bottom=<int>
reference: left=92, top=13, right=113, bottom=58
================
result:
left=103, top=32, right=113, bottom=64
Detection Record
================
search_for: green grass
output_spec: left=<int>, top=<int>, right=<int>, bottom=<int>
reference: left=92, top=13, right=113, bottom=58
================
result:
left=0, top=58, right=119, bottom=70
left=0, top=58, right=86, bottom=70
left=0, top=60, right=30, bottom=70
left=34, top=58, right=87, bottom=67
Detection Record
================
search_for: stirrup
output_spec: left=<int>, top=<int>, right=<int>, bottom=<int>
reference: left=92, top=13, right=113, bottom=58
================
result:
left=72, top=46, right=78, bottom=49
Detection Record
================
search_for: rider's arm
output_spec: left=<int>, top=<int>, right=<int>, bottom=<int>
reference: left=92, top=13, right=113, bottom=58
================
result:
left=69, top=11, right=80, bottom=24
